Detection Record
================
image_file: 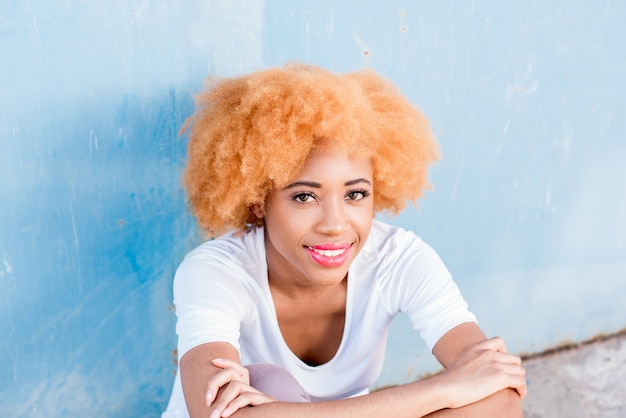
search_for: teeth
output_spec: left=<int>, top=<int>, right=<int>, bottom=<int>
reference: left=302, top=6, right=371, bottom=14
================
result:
left=309, top=247, right=346, bottom=257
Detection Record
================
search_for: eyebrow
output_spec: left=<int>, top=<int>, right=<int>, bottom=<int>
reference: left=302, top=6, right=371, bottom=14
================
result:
left=283, top=178, right=371, bottom=190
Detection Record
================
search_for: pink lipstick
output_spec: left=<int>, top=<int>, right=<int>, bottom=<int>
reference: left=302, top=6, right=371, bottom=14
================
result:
left=305, top=243, right=352, bottom=267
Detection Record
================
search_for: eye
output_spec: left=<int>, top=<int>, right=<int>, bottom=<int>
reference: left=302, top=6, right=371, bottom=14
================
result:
left=346, top=190, right=370, bottom=201
left=292, top=192, right=317, bottom=203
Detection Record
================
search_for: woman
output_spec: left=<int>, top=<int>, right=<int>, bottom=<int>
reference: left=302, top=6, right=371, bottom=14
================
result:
left=163, top=64, right=526, bottom=418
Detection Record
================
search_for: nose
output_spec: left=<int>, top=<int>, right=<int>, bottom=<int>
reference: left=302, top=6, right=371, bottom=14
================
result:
left=315, top=199, right=349, bottom=235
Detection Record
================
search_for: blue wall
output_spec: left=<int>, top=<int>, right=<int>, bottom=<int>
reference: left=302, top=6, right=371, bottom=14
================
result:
left=1, top=1, right=625, bottom=416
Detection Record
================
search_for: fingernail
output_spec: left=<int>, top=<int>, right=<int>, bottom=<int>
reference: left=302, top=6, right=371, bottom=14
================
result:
left=205, top=391, right=212, bottom=406
left=209, top=410, right=220, bottom=418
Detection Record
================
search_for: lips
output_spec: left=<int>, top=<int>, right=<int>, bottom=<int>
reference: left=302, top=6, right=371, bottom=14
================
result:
left=305, top=243, right=352, bottom=267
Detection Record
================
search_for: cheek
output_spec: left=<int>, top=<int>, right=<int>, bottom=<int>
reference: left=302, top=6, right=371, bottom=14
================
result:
left=266, top=208, right=308, bottom=244
left=353, top=205, right=375, bottom=236
left=359, top=215, right=374, bottom=234
left=282, top=212, right=313, bottom=239
left=351, top=201, right=374, bottom=220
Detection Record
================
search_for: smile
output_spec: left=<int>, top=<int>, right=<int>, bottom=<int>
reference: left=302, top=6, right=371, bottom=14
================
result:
left=305, top=244, right=352, bottom=267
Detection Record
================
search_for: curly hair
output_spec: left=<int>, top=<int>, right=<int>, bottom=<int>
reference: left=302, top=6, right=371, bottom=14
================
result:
left=183, top=63, right=440, bottom=237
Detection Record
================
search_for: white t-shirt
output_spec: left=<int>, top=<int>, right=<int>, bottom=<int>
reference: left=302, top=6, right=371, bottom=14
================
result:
left=163, top=220, right=476, bottom=417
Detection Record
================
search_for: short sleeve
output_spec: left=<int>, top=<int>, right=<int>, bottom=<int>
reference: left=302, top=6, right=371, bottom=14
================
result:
left=376, top=231, right=477, bottom=352
left=173, top=252, right=250, bottom=359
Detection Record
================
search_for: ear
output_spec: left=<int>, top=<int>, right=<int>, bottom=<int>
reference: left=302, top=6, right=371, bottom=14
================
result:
left=250, top=203, right=265, bottom=219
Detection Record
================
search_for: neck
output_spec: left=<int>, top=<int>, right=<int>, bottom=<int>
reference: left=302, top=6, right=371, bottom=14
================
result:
left=268, top=273, right=348, bottom=301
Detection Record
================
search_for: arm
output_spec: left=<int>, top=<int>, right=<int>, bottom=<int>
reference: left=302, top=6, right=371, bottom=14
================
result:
left=424, top=389, right=523, bottom=418
left=180, top=332, right=525, bottom=418
left=181, top=342, right=449, bottom=418
left=424, top=322, right=526, bottom=417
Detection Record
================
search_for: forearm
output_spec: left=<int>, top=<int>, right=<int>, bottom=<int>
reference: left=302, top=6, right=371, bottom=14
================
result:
left=184, top=335, right=526, bottom=418
left=182, top=346, right=447, bottom=418
left=224, top=380, right=450, bottom=418
left=423, top=389, right=523, bottom=418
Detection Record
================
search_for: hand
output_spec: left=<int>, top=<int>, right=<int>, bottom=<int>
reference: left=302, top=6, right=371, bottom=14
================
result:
left=432, top=337, right=527, bottom=409
left=206, top=358, right=276, bottom=418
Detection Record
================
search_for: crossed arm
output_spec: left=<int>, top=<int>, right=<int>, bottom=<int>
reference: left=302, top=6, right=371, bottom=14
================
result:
left=422, top=323, right=525, bottom=417
left=179, top=322, right=526, bottom=418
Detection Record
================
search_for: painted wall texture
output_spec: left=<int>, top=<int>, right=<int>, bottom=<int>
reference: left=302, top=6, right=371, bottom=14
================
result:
left=1, top=1, right=624, bottom=416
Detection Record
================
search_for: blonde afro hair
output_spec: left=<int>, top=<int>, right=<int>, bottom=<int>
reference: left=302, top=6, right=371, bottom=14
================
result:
left=183, top=63, right=440, bottom=236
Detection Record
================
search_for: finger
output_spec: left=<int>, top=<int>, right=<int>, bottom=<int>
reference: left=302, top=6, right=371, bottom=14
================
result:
left=212, top=358, right=250, bottom=381
left=210, top=381, right=265, bottom=418
left=506, top=373, right=528, bottom=400
left=493, top=363, right=527, bottom=399
left=508, top=365, right=528, bottom=399
left=221, top=390, right=276, bottom=417
left=495, top=361, right=526, bottom=378
left=476, top=336, right=507, bottom=353
left=515, top=381, right=528, bottom=399
left=206, top=368, right=248, bottom=406
left=472, top=342, right=521, bottom=366
left=208, top=381, right=245, bottom=418
left=491, top=351, right=522, bottom=366
left=519, top=379, right=528, bottom=399
left=468, top=347, right=521, bottom=372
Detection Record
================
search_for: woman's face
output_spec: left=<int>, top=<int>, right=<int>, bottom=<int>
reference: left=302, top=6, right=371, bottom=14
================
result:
left=260, top=148, right=374, bottom=289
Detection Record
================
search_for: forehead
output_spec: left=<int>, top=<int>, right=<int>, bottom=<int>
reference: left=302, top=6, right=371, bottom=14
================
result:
left=292, top=148, right=372, bottom=181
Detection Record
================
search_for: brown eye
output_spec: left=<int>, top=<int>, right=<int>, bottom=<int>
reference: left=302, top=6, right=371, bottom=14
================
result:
left=346, top=190, right=368, bottom=201
left=293, top=192, right=316, bottom=203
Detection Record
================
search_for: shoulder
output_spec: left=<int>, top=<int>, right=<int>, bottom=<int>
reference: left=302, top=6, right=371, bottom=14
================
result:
left=174, top=227, right=266, bottom=293
left=356, top=219, right=451, bottom=290
left=184, top=227, right=264, bottom=266
left=360, top=219, right=434, bottom=263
